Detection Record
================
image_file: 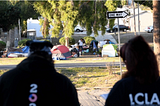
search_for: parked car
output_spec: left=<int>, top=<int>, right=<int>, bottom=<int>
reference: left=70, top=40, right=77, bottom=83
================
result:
left=112, top=25, right=130, bottom=32
left=106, top=27, right=112, bottom=33
left=74, top=25, right=86, bottom=32
left=145, top=26, right=153, bottom=33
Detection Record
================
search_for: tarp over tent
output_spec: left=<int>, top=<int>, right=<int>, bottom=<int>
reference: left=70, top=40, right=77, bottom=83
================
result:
left=101, top=44, right=118, bottom=57
left=7, top=47, right=22, bottom=54
left=98, top=40, right=115, bottom=48
left=51, top=45, right=72, bottom=59
left=22, top=46, right=30, bottom=53
left=7, top=46, right=29, bottom=58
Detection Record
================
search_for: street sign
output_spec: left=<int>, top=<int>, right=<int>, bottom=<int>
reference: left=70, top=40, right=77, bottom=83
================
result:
left=107, top=11, right=128, bottom=19
left=106, top=11, right=128, bottom=76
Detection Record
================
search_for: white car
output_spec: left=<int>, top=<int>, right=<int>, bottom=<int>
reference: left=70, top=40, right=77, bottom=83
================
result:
left=145, top=26, right=153, bottom=33
left=74, top=25, right=86, bottom=32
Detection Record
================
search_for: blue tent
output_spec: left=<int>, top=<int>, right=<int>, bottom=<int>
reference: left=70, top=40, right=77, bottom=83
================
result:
left=22, top=46, right=29, bottom=53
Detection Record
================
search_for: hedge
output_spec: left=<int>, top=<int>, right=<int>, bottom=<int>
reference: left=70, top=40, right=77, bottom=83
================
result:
left=59, top=37, right=75, bottom=46
left=0, top=41, right=6, bottom=51
left=83, top=36, right=95, bottom=45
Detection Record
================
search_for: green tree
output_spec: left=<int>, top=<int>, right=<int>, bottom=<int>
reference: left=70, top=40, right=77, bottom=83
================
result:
left=15, top=1, right=40, bottom=31
left=33, top=0, right=108, bottom=43
left=59, top=37, right=75, bottom=46
left=58, top=1, right=78, bottom=46
left=83, top=36, right=95, bottom=45
left=0, top=1, right=40, bottom=33
left=33, top=1, right=59, bottom=38
left=0, top=1, right=20, bottom=32
left=48, top=1, right=63, bottom=38
left=135, top=1, right=152, bottom=9
left=76, top=1, right=108, bottom=36
left=105, top=0, right=127, bottom=29
left=34, top=1, right=78, bottom=46
left=39, top=17, right=50, bottom=38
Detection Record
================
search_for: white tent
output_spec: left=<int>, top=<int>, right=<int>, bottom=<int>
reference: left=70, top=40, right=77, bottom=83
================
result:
left=101, top=44, right=118, bottom=57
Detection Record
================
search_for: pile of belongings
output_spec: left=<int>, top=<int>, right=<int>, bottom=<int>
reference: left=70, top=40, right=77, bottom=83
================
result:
left=5, top=46, right=29, bottom=58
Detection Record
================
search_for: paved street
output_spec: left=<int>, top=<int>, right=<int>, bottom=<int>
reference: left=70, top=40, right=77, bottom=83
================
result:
left=0, top=62, right=125, bottom=70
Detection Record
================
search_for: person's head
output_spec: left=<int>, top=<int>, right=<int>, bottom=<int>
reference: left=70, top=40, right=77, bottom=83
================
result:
left=26, top=40, right=53, bottom=63
left=121, top=36, right=159, bottom=84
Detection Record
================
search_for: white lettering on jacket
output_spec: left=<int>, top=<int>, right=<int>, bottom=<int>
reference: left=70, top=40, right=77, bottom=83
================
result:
left=129, top=93, right=160, bottom=105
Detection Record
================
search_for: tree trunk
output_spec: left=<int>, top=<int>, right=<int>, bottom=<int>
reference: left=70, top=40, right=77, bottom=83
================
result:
left=65, top=37, right=69, bottom=47
left=18, top=19, right=21, bottom=41
left=153, top=1, right=160, bottom=70
left=6, top=31, right=10, bottom=50
left=42, top=17, right=49, bottom=38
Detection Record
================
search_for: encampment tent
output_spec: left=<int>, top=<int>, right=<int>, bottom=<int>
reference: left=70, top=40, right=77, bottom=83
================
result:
left=7, top=46, right=29, bottom=58
left=101, top=44, right=118, bottom=57
left=22, top=46, right=30, bottom=53
left=51, top=45, right=72, bottom=60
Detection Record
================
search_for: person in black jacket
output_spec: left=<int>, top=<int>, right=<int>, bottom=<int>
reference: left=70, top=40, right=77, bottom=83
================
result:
left=105, top=36, right=160, bottom=106
left=0, top=40, right=80, bottom=106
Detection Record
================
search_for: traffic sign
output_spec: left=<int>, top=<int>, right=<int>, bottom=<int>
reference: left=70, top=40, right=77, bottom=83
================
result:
left=107, top=11, right=128, bottom=19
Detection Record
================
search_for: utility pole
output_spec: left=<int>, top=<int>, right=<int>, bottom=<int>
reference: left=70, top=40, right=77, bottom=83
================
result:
left=138, top=2, right=140, bottom=35
left=133, top=0, right=137, bottom=36
left=117, top=18, right=122, bottom=77
left=18, top=19, right=21, bottom=41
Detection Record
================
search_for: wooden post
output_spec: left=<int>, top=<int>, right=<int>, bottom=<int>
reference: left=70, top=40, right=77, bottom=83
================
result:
left=65, top=37, right=69, bottom=47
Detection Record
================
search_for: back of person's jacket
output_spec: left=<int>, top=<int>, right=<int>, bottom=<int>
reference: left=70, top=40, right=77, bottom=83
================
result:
left=105, top=77, right=160, bottom=106
left=0, top=56, right=80, bottom=106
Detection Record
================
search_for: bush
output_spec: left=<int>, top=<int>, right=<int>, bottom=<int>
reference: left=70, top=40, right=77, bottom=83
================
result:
left=0, top=41, right=6, bottom=51
left=59, top=37, right=75, bottom=45
left=18, top=39, right=31, bottom=48
left=83, top=36, right=95, bottom=45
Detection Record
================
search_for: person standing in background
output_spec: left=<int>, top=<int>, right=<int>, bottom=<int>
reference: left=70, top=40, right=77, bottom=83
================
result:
left=78, top=38, right=83, bottom=55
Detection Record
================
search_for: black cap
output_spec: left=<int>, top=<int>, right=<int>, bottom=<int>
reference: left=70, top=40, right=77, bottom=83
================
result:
left=26, top=40, right=53, bottom=56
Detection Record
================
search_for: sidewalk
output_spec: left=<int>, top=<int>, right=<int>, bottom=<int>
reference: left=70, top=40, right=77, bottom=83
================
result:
left=77, top=90, right=109, bottom=106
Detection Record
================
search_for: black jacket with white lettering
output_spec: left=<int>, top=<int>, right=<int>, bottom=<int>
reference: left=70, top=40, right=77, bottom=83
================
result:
left=0, top=55, right=80, bottom=106
left=105, top=76, right=160, bottom=106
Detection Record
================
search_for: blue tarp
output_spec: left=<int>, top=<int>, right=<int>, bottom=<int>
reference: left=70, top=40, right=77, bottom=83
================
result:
left=22, top=46, right=29, bottom=53
left=7, top=46, right=29, bottom=57
left=108, top=41, right=115, bottom=44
